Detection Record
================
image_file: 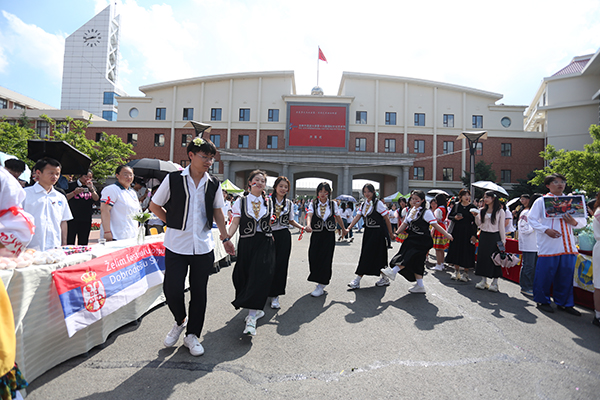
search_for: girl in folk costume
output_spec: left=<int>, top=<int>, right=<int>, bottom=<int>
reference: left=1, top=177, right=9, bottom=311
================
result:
left=269, top=176, right=306, bottom=309
left=431, top=193, right=450, bottom=271
left=473, top=190, right=506, bottom=292
left=396, top=197, right=409, bottom=243
left=445, top=189, right=479, bottom=282
left=305, top=182, right=347, bottom=297
left=346, top=184, right=395, bottom=289
left=381, top=190, right=453, bottom=294
left=227, top=170, right=276, bottom=336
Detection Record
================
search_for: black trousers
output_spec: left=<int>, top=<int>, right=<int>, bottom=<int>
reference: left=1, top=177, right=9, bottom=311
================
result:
left=67, top=220, right=92, bottom=245
left=164, top=249, right=214, bottom=337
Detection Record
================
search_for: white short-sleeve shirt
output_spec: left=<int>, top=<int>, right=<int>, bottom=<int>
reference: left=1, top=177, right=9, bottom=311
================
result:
left=100, top=183, right=141, bottom=241
left=307, top=199, right=341, bottom=220
left=357, top=200, right=389, bottom=217
left=152, top=168, right=225, bottom=255
left=404, top=207, right=436, bottom=225
left=23, top=183, right=73, bottom=251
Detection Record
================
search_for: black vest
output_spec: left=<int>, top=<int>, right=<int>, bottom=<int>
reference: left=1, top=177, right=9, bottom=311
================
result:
left=407, top=207, right=430, bottom=236
left=273, top=198, right=292, bottom=227
left=239, top=195, right=273, bottom=238
left=164, top=171, right=219, bottom=231
left=364, top=199, right=384, bottom=229
left=311, top=199, right=336, bottom=232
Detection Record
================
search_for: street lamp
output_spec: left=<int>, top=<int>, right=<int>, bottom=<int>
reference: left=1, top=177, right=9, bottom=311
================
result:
left=457, top=131, right=487, bottom=196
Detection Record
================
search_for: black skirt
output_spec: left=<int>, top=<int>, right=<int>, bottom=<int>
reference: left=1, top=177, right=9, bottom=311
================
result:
left=475, top=231, right=502, bottom=278
left=389, top=231, right=433, bottom=282
left=355, top=225, right=388, bottom=276
left=445, top=221, right=476, bottom=269
left=231, top=232, right=275, bottom=310
left=308, top=229, right=336, bottom=285
left=270, top=228, right=292, bottom=297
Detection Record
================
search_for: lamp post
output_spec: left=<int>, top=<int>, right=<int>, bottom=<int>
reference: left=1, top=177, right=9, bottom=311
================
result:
left=457, top=131, right=487, bottom=196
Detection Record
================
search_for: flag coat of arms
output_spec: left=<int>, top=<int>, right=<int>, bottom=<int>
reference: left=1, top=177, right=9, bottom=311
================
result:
left=52, top=242, right=166, bottom=337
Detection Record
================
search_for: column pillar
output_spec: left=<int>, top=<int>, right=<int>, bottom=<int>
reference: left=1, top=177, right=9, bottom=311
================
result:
left=343, top=166, right=350, bottom=195
left=223, top=160, right=230, bottom=182
left=402, top=166, right=410, bottom=194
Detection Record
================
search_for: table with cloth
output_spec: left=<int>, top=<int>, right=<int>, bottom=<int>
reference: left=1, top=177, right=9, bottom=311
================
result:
left=0, top=229, right=236, bottom=386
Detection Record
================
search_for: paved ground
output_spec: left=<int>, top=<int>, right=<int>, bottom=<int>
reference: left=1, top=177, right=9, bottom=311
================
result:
left=25, top=230, right=600, bottom=399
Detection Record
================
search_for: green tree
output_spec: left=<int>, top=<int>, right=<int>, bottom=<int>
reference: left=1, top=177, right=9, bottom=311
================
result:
left=530, top=124, right=600, bottom=195
left=0, top=120, right=39, bottom=167
left=508, top=171, right=547, bottom=198
left=460, top=160, right=498, bottom=199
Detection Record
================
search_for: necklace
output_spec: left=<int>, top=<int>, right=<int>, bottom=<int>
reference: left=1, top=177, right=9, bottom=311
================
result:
left=251, top=199, right=261, bottom=219
left=319, top=202, right=327, bottom=218
left=275, top=202, right=284, bottom=219
left=364, top=201, right=371, bottom=215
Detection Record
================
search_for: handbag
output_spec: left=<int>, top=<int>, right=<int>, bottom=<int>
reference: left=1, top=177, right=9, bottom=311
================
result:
left=491, top=251, right=520, bottom=268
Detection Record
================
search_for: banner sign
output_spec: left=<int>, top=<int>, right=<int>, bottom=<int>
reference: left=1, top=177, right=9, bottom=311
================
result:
left=52, top=242, right=166, bottom=337
left=287, top=104, right=348, bottom=149
left=543, top=195, right=587, bottom=219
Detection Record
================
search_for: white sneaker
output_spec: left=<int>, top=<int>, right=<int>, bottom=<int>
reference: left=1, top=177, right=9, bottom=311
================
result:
left=451, top=271, right=461, bottom=280
left=475, top=280, right=489, bottom=290
left=459, top=273, right=470, bottom=282
left=163, top=318, right=187, bottom=347
left=348, top=277, right=361, bottom=290
left=375, top=276, right=390, bottom=287
left=488, top=282, right=499, bottom=292
left=408, top=284, right=426, bottom=294
left=183, top=334, right=204, bottom=356
left=380, top=267, right=397, bottom=281
left=271, top=297, right=280, bottom=309
left=433, top=264, right=444, bottom=271
left=311, top=285, right=325, bottom=297
left=243, top=318, right=257, bottom=336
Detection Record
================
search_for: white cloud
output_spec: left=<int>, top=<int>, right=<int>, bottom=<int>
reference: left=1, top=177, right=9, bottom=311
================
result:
left=0, top=11, right=66, bottom=81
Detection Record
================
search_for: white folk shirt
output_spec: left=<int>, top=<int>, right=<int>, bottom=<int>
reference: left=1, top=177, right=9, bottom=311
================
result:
left=152, top=168, right=225, bottom=255
left=23, top=183, right=73, bottom=251
left=232, top=193, right=269, bottom=232
left=271, top=198, right=296, bottom=231
left=307, top=199, right=342, bottom=220
left=357, top=200, right=389, bottom=217
left=100, top=183, right=141, bottom=241
left=404, top=207, right=436, bottom=225
left=528, top=194, right=586, bottom=257
left=517, top=209, right=538, bottom=252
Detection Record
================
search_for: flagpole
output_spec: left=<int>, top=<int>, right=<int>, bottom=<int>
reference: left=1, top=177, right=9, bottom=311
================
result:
left=317, top=46, right=320, bottom=86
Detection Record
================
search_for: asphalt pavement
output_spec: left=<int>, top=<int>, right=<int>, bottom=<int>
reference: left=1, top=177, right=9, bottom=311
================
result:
left=25, top=230, right=600, bottom=399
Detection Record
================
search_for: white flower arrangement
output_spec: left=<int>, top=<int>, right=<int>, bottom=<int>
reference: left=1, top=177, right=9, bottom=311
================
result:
left=193, top=137, right=205, bottom=146
left=131, top=211, right=152, bottom=224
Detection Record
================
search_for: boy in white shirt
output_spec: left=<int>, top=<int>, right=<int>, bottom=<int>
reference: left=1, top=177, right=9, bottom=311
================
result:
left=23, top=158, right=73, bottom=251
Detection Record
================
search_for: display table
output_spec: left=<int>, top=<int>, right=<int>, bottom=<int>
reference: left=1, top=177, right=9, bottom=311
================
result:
left=1, top=229, right=236, bottom=385
left=501, top=238, right=595, bottom=309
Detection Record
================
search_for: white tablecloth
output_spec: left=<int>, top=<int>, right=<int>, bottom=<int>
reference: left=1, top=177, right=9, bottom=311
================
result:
left=1, top=229, right=235, bottom=384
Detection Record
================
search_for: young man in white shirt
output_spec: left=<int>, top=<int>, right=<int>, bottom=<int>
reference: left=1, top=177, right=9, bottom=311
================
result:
left=23, top=158, right=73, bottom=251
left=528, top=173, right=586, bottom=315
left=149, top=137, right=234, bottom=356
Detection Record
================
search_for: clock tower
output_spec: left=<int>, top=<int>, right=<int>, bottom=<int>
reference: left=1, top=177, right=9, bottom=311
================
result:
left=60, top=3, right=127, bottom=120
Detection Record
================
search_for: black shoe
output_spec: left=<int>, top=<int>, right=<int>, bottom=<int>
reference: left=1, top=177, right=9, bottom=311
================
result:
left=537, top=303, right=554, bottom=313
left=592, top=317, right=600, bottom=327
left=557, top=306, right=581, bottom=316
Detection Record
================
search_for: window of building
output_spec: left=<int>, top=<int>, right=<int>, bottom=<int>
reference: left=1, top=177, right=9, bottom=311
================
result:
left=443, top=114, right=454, bottom=127
left=183, top=108, right=194, bottom=121
left=13, top=104, right=25, bottom=110
left=209, top=161, right=220, bottom=175
left=36, top=120, right=50, bottom=138
left=355, top=137, right=367, bottom=152
left=268, top=109, right=279, bottom=122
left=238, top=135, right=249, bottom=148
left=102, top=110, right=117, bottom=121
left=475, top=142, right=483, bottom=156
left=0, top=99, right=7, bottom=109
left=155, top=108, right=166, bottom=120
left=239, top=108, right=250, bottom=121
left=501, top=143, right=512, bottom=157
left=211, top=108, right=222, bottom=121
left=385, top=112, right=396, bottom=125
left=443, top=141, right=454, bottom=154
left=472, top=115, right=483, bottom=129
left=414, top=139, right=425, bottom=153
left=180, top=160, right=190, bottom=167
left=384, top=138, right=396, bottom=153
left=129, top=108, right=139, bottom=118
left=501, top=170, right=511, bottom=183
left=209, top=134, right=220, bottom=147
left=356, top=111, right=367, bottom=124
left=55, top=121, right=69, bottom=134
left=414, top=113, right=425, bottom=126
left=127, top=133, right=138, bottom=146
left=267, top=135, right=278, bottom=149
left=95, top=132, right=104, bottom=142
left=182, top=134, right=192, bottom=147
left=103, top=92, right=118, bottom=105
left=154, top=133, right=165, bottom=147
left=413, top=167, right=425, bottom=180
left=443, top=168, right=454, bottom=181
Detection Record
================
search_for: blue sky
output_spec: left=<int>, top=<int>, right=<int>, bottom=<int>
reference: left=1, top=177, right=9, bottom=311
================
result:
left=1, top=0, right=599, bottom=110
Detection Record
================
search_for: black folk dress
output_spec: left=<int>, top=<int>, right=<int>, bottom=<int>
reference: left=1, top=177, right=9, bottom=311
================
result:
left=270, top=198, right=293, bottom=297
left=355, top=199, right=388, bottom=276
left=445, top=202, right=477, bottom=269
left=307, top=199, right=337, bottom=285
left=389, top=207, right=433, bottom=282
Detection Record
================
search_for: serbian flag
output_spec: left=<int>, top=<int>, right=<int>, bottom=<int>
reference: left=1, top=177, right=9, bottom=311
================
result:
left=52, top=242, right=166, bottom=337
left=318, top=47, right=328, bottom=63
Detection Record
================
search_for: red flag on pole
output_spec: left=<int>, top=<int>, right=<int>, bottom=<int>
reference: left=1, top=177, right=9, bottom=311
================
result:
left=318, top=47, right=328, bottom=63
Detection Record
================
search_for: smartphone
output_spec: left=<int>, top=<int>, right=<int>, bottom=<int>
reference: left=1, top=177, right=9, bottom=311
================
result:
left=497, top=241, right=505, bottom=252
left=82, top=187, right=89, bottom=193
left=455, top=213, right=463, bottom=218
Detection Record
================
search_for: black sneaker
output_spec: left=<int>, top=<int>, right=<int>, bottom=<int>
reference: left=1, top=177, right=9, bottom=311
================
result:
left=592, top=317, right=600, bottom=327
left=537, top=303, right=554, bottom=313
left=556, top=306, right=581, bottom=316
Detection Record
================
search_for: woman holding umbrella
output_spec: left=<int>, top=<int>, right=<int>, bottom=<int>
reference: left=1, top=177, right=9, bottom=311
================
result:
left=474, top=190, right=506, bottom=292
left=100, top=165, right=141, bottom=241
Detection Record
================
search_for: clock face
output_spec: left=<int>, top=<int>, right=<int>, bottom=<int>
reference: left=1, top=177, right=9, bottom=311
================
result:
left=83, top=29, right=101, bottom=47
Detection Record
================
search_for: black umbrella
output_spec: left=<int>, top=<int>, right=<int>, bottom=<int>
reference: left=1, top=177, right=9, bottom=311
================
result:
left=27, top=140, right=91, bottom=175
left=126, top=158, right=181, bottom=180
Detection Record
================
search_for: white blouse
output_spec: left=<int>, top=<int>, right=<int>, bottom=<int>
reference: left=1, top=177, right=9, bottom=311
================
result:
left=307, top=199, right=341, bottom=220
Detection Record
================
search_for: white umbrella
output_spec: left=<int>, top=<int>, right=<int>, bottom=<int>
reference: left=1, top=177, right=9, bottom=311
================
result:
left=507, top=197, right=520, bottom=208
left=0, top=151, right=31, bottom=182
left=472, top=181, right=509, bottom=196
left=428, top=189, right=449, bottom=196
